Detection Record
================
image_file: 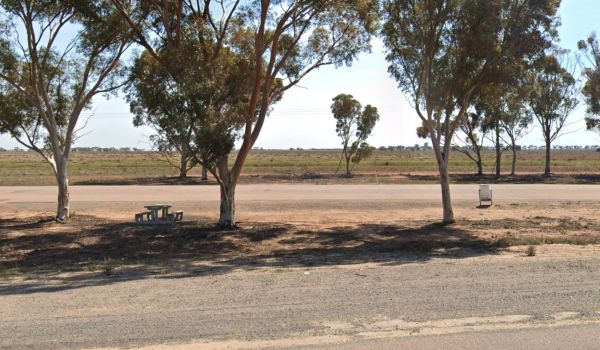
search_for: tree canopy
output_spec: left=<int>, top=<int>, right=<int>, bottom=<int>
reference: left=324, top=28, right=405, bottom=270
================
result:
left=528, top=53, right=579, bottom=176
left=331, top=93, right=379, bottom=177
left=578, top=34, right=600, bottom=134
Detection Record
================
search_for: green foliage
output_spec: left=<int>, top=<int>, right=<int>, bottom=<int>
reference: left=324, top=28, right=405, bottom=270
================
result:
left=382, top=0, right=559, bottom=149
left=351, top=141, right=375, bottom=164
left=578, top=34, right=600, bottom=133
left=527, top=53, right=579, bottom=144
left=498, top=82, right=533, bottom=146
left=331, top=93, right=379, bottom=175
left=122, top=3, right=262, bottom=172
left=0, top=0, right=130, bottom=157
left=451, top=110, right=486, bottom=172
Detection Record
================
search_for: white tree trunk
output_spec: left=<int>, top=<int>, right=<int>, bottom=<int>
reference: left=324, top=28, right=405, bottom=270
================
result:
left=544, top=139, right=551, bottom=177
left=219, top=182, right=236, bottom=228
left=511, top=144, right=517, bottom=176
left=439, top=162, right=455, bottom=224
left=54, top=156, right=70, bottom=221
left=432, top=141, right=455, bottom=224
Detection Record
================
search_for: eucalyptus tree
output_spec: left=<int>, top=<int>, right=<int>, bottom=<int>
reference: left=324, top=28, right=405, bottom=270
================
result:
left=127, top=50, right=198, bottom=179
left=470, top=70, right=531, bottom=178
left=578, top=34, right=600, bottom=134
left=478, top=90, right=507, bottom=180
left=111, top=0, right=378, bottom=227
left=0, top=1, right=131, bottom=221
left=452, top=111, right=486, bottom=176
left=382, top=0, right=558, bottom=223
left=528, top=54, right=579, bottom=177
left=331, top=93, right=379, bottom=177
left=499, top=88, right=532, bottom=176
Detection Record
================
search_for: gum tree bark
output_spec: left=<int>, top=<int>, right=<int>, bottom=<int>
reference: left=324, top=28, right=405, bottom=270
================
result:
left=179, top=156, right=188, bottom=178
left=494, top=122, right=502, bottom=179
left=216, top=157, right=236, bottom=227
left=439, top=159, right=454, bottom=224
left=510, top=144, right=518, bottom=176
left=544, top=133, right=552, bottom=177
left=54, top=156, right=70, bottom=221
left=431, top=126, right=456, bottom=225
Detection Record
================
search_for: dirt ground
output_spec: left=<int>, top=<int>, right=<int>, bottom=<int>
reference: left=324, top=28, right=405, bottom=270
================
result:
left=2, top=184, right=600, bottom=277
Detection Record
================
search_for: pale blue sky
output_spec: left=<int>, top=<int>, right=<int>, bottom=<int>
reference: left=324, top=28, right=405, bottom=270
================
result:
left=1, top=1, right=599, bottom=150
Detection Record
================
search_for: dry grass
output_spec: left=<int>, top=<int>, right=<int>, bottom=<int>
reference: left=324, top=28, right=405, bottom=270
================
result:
left=1, top=149, right=600, bottom=186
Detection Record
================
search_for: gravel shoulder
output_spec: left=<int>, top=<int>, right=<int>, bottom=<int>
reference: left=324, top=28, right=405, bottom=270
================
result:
left=2, top=245, right=600, bottom=349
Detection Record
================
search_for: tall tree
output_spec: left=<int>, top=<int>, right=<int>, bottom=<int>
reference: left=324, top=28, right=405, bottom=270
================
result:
left=127, top=51, right=198, bottom=179
left=112, top=0, right=378, bottom=227
left=382, top=0, right=559, bottom=223
left=452, top=111, right=487, bottom=176
left=499, top=85, right=532, bottom=176
left=478, top=92, right=506, bottom=180
left=331, top=93, right=379, bottom=177
left=528, top=54, right=579, bottom=177
left=472, top=71, right=532, bottom=178
left=0, top=1, right=130, bottom=221
left=578, top=33, right=600, bottom=134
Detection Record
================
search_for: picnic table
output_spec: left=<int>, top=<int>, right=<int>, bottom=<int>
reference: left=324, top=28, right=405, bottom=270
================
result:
left=135, top=204, right=183, bottom=224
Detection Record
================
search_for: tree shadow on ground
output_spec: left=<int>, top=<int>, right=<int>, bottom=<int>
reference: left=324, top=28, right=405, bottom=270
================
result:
left=3, top=213, right=598, bottom=295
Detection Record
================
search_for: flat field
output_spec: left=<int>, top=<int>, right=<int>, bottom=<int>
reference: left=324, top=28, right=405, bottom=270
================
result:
left=1, top=149, right=600, bottom=185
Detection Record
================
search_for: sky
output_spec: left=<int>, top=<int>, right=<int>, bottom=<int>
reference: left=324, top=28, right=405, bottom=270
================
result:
left=1, top=1, right=600, bottom=150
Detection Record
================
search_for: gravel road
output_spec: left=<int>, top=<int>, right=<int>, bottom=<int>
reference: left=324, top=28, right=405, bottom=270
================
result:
left=2, top=247, right=600, bottom=349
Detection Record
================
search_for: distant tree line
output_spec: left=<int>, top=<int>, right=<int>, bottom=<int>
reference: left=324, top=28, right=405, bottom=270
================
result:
left=2, top=145, right=599, bottom=153
left=376, top=145, right=600, bottom=152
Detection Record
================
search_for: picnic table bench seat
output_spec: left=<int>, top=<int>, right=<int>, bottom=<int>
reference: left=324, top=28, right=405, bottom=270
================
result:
left=166, top=210, right=183, bottom=222
left=135, top=211, right=153, bottom=223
